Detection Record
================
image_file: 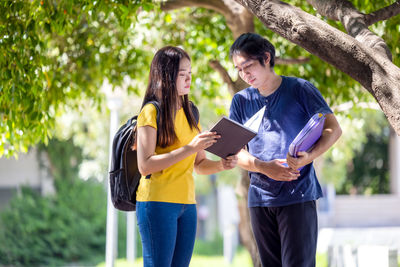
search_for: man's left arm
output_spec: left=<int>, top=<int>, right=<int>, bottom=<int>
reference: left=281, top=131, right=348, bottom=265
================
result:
left=286, top=113, right=342, bottom=170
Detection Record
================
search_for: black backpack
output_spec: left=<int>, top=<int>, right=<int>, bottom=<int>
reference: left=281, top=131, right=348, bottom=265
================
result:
left=109, top=101, right=199, bottom=211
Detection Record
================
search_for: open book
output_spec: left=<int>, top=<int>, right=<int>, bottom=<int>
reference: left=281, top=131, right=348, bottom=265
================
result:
left=205, top=116, right=258, bottom=159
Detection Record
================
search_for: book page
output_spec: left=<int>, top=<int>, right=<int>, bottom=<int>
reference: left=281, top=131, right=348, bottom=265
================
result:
left=244, top=106, right=266, bottom=133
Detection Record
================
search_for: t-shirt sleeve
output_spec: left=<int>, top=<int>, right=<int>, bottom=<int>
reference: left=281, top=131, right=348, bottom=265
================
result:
left=137, top=104, right=157, bottom=129
left=298, top=81, right=332, bottom=116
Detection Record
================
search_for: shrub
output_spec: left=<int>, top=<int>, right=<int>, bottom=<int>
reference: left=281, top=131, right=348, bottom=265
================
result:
left=0, top=179, right=107, bottom=267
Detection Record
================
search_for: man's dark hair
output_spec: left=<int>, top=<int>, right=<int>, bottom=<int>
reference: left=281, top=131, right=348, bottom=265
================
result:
left=230, top=33, right=275, bottom=68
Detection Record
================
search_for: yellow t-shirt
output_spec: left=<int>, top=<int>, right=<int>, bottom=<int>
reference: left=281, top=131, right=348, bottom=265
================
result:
left=136, top=104, right=200, bottom=204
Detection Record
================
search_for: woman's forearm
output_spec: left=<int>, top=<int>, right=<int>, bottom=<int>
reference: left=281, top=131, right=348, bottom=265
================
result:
left=139, top=144, right=197, bottom=176
left=194, top=158, right=224, bottom=175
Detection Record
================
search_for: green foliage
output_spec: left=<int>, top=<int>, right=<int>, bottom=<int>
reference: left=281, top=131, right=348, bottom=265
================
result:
left=49, top=100, right=112, bottom=182
left=337, top=112, right=390, bottom=195
left=0, top=0, right=155, bottom=157
left=0, top=178, right=107, bottom=266
left=116, top=211, right=144, bottom=259
left=148, top=7, right=234, bottom=102
left=321, top=108, right=390, bottom=195
left=39, top=137, right=83, bottom=180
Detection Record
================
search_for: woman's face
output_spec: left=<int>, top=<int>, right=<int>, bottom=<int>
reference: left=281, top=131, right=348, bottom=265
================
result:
left=176, top=57, right=191, bottom=96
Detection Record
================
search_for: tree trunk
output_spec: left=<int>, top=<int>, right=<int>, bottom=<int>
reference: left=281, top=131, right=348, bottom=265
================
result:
left=236, top=169, right=261, bottom=267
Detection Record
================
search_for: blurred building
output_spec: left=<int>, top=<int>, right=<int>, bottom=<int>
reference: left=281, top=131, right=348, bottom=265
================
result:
left=0, top=148, right=54, bottom=210
left=317, top=130, right=400, bottom=262
left=318, top=130, right=400, bottom=228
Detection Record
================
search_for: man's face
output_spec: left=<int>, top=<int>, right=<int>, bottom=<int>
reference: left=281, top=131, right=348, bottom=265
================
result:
left=176, top=57, right=191, bottom=96
left=233, top=54, right=269, bottom=88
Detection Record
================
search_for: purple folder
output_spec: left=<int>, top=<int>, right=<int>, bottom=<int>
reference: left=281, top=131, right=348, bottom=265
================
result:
left=289, top=113, right=326, bottom=157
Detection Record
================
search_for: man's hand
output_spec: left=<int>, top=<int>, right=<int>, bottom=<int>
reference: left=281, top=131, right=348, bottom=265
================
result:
left=258, top=159, right=300, bottom=181
left=286, top=151, right=313, bottom=170
left=285, top=113, right=342, bottom=171
left=220, top=154, right=238, bottom=170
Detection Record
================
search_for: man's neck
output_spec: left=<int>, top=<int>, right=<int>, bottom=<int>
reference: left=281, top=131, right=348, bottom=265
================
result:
left=257, top=73, right=282, bottom=97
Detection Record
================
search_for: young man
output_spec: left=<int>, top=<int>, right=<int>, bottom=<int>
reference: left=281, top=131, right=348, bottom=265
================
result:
left=229, top=33, right=342, bottom=267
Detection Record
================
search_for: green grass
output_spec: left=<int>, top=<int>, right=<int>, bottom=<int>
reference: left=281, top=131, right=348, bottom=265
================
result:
left=98, top=250, right=330, bottom=267
left=316, top=252, right=328, bottom=267
left=97, top=249, right=251, bottom=267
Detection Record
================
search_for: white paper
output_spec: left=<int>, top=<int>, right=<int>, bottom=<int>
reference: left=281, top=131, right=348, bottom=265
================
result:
left=244, top=106, right=266, bottom=133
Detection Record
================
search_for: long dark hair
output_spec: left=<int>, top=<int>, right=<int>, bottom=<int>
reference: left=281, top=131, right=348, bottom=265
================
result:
left=141, top=46, right=200, bottom=148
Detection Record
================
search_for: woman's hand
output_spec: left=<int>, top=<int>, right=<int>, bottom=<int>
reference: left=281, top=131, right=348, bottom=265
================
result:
left=221, top=154, right=238, bottom=170
left=188, top=131, right=220, bottom=152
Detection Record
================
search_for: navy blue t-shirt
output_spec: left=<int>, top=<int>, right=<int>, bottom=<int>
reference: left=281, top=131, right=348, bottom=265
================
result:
left=229, top=76, right=332, bottom=207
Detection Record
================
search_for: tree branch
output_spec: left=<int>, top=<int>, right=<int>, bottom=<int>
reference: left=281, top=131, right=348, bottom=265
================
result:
left=306, top=0, right=392, bottom=60
left=275, top=57, right=309, bottom=64
left=209, top=60, right=235, bottom=93
left=208, top=60, right=249, bottom=94
left=161, top=0, right=228, bottom=16
left=161, top=0, right=254, bottom=38
left=364, top=1, right=400, bottom=26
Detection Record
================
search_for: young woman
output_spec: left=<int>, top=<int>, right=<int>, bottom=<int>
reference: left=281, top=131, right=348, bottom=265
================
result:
left=136, top=46, right=237, bottom=267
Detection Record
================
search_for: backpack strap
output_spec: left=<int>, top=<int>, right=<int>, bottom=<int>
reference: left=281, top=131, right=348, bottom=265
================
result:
left=127, top=101, right=160, bottom=126
left=147, top=100, right=161, bottom=125
left=127, top=115, right=138, bottom=126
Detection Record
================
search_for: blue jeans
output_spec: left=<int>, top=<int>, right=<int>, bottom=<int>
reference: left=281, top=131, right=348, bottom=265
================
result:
left=136, top=201, right=197, bottom=267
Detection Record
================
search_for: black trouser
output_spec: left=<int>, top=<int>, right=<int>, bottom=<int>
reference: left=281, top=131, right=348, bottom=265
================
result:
left=249, top=201, right=318, bottom=267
